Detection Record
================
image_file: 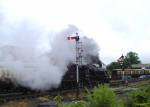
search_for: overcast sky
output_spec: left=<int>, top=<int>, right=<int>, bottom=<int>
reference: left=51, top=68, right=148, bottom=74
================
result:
left=0, top=0, right=150, bottom=64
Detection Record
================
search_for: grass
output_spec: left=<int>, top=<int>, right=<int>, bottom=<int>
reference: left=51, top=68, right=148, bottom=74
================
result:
left=128, top=79, right=150, bottom=88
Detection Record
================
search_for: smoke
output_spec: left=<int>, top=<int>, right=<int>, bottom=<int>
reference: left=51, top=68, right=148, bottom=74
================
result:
left=0, top=13, right=100, bottom=91
left=82, top=36, right=100, bottom=64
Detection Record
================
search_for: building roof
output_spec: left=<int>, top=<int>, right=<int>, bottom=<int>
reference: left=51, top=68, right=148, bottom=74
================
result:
left=132, top=64, right=150, bottom=68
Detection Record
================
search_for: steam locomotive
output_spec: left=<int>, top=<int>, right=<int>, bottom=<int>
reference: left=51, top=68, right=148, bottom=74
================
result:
left=60, top=55, right=109, bottom=89
left=60, top=63, right=109, bottom=90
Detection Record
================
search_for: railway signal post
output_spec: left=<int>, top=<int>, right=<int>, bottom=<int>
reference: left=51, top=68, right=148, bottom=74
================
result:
left=67, top=33, right=83, bottom=99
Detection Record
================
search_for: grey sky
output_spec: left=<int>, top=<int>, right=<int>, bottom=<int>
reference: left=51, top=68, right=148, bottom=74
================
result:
left=0, top=0, right=150, bottom=64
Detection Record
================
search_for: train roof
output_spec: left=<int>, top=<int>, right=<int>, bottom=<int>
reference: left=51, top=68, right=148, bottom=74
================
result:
left=113, top=69, right=150, bottom=71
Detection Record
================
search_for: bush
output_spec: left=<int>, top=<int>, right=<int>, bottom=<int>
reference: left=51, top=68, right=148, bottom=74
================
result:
left=87, top=84, right=124, bottom=107
left=59, top=85, right=124, bottom=107
left=126, top=86, right=150, bottom=107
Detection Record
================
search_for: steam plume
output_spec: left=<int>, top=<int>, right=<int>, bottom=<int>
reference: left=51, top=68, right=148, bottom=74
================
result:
left=0, top=13, right=100, bottom=91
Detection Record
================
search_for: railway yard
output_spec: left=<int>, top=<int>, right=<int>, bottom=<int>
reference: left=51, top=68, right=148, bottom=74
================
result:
left=2, top=0, right=150, bottom=106
left=0, top=79, right=149, bottom=107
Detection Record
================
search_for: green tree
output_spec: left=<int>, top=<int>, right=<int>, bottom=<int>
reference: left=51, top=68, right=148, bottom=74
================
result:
left=107, top=62, right=121, bottom=74
left=123, top=51, right=141, bottom=68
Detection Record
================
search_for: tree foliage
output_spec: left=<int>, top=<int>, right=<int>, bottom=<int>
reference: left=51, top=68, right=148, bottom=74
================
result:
left=123, top=52, right=141, bottom=68
left=107, top=62, right=120, bottom=73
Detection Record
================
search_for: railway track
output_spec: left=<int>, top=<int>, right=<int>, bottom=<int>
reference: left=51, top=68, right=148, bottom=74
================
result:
left=0, top=89, right=66, bottom=104
left=110, top=78, right=150, bottom=87
left=0, top=88, right=80, bottom=104
left=0, top=92, right=46, bottom=104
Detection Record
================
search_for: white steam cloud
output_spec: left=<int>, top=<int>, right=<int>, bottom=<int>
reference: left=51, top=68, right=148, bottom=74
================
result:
left=0, top=12, right=100, bottom=91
